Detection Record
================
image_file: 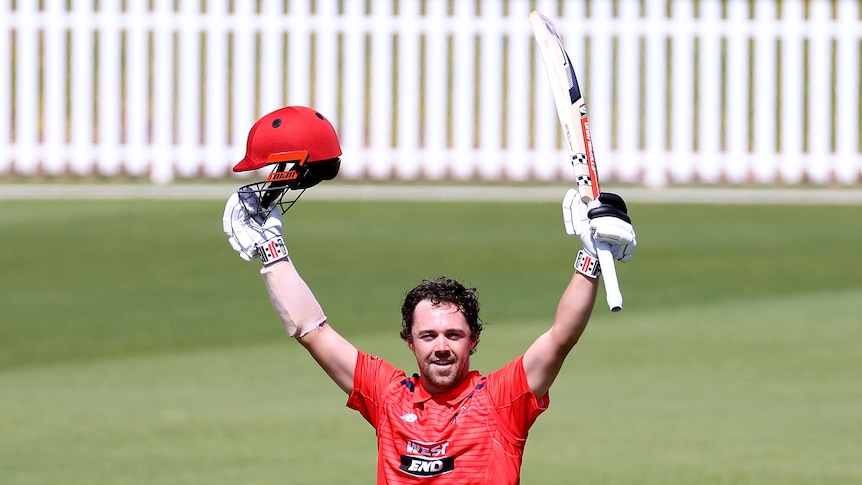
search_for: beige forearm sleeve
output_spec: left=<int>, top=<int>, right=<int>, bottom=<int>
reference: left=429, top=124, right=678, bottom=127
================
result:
left=260, top=260, right=326, bottom=337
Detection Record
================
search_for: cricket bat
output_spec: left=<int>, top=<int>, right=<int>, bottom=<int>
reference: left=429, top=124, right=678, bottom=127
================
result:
left=529, top=10, right=624, bottom=312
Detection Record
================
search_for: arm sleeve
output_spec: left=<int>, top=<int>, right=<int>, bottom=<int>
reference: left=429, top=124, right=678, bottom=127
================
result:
left=346, top=351, right=406, bottom=429
left=486, top=355, right=550, bottom=442
left=260, top=260, right=326, bottom=337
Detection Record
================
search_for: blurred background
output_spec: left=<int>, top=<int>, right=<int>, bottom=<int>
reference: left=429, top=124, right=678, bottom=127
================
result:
left=2, top=0, right=860, bottom=186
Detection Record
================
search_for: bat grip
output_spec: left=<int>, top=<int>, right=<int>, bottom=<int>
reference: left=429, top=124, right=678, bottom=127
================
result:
left=596, top=242, right=623, bottom=312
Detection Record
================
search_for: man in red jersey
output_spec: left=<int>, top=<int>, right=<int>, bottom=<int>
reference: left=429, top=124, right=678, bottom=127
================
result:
left=223, top=106, right=637, bottom=484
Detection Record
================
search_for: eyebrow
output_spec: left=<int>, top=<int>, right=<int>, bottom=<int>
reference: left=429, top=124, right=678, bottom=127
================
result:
left=415, top=328, right=467, bottom=337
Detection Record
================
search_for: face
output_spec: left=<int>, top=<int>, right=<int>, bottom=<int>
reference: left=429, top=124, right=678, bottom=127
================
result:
left=408, top=299, right=477, bottom=395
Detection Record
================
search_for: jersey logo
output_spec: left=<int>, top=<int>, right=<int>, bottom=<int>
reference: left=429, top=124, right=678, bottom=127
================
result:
left=399, top=455, right=455, bottom=477
left=400, top=413, right=418, bottom=423
left=406, top=439, right=450, bottom=457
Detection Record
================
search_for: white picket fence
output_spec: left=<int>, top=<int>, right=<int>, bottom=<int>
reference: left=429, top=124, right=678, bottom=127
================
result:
left=1, top=0, right=860, bottom=185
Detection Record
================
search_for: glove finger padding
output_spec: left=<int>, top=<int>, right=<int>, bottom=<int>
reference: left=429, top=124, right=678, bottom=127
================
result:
left=587, top=204, right=631, bottom=224
left=562, top=189, right=581, bottom=235
left=597, top=192, right=629, bottom=214
left=228, top=236, right=255, bottom=262
left=222, top=193, right=241, bottom=235
left=588, top=192, right=637, bottom=263
left=224, top=194, right=256, bottom=260
left=562, top=189, right=598, bottom=256
left=591, top=217, right=636, bottom=262
left=223, top=192, right=287, bottom=263
left=591, top=217, right=634, bottom=244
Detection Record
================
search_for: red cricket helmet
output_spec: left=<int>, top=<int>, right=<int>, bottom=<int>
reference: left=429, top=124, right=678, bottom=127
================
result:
left=234, top=106, right=342, bottom=221
left=234, top=106, right=341, bottom=181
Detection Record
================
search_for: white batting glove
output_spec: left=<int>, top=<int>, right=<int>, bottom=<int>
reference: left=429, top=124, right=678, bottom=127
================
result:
left=222, top=192, right=289, bottom=264
left=563, top=190, right=637, bottom=262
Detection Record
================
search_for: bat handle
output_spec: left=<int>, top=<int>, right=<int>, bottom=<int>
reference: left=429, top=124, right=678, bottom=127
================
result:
left=596, top=242, right=623, bottom=312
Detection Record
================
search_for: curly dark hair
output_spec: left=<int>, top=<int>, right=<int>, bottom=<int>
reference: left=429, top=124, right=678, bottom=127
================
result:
left=399, top=276, right=486, bottom=355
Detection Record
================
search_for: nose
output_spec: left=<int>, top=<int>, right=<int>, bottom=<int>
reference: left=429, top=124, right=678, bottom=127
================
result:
left=433, top=336, right=450, bottom=354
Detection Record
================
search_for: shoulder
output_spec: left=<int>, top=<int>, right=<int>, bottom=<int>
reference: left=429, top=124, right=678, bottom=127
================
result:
left=485, top=355, right=550, bottom=438
left=487, top=355, right=527, bottom=383
left=352, top=351, right=410, bottom=402
left=355, top=351, right=406, bottom=384
left=485, top=355, right=544, bottom=403
left=347, top=352, right=411, bottom=426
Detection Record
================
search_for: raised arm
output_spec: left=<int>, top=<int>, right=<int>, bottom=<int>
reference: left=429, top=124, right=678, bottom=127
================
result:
left=223, top=192, right=357, bottom=395
left=523, top=191, right=636, bottom=397
left=262, top=261, right=358, bottom=394
left=523, top=273, right=598, bottom=398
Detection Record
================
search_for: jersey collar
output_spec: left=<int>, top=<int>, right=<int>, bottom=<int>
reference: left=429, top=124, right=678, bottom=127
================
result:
left=413, top=371, right=483, bottom=406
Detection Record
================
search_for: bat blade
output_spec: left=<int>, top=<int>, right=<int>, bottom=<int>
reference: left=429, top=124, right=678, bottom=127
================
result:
left=530, top=10, right=623, bottom=312
left=529, top=11, right=600, bottom=203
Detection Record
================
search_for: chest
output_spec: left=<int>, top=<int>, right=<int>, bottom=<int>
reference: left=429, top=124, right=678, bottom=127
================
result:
left=379, top=390, right=496, bottom=458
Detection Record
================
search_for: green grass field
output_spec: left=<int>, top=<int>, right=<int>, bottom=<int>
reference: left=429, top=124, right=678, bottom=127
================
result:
left=1, top=195, right=860, bottom=484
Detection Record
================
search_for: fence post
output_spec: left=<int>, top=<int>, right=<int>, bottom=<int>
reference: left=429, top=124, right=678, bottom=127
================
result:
left=423, top=0, right=448, bottom=180
left=0, top=2, right=9, bottom=173
left=368, top=0, right=395, bottom=179
left=44, top=0, right=67, bottom=174
left=698, top=0, right=721, bottom=182
left=726, top=0, right=749, bottom=182
left=753, top=0, right=778, bottom=183
left=70, top=1, right=96, bottom=175
left=807, top=0, right=832, bottom=183
left=395, top=0, right=422, bottom=179
left=780, top=0, right=805, bottom=183
left=669, top=0, right=695, bottom=183
left=125, top=1, right=148, bottom=178
left=836, top=0, right=861, bottom=183
left=177, top=0, right=202, bottom=178
left=16, top=1, right=38, bottom=174
left=229, top=0, right=257, bottom=181
left=204, top=0, right=230, bottom=177
left=339, top=0, right=367, bottom=179
left=97, top=0, right=122, bottom=176
left=588, top=0, right=613, bottom=184
left=644, top=0, right=668, bottom=187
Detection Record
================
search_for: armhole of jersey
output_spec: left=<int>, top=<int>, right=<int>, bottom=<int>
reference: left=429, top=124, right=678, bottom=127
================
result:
left=486, top=356, right=549, bottom=444
left=347, top=352, right=408, bottom=428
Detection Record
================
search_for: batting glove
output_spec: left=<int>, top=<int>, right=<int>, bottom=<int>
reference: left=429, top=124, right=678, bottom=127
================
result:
left=588, top=193, right=636, bottom=263
left=223, top=191, right=289, bottom=264
left=563, top=189, right=637, bottom=262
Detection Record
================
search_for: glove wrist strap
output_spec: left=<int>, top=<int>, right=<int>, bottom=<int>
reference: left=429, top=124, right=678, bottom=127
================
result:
left=574, top=249, right=601, bottom=279
left=257, top=235, right=289, bottom=265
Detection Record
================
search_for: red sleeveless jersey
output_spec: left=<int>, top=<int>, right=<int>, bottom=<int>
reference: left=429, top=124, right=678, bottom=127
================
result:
left=347, top=352, right=549, bottom=484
